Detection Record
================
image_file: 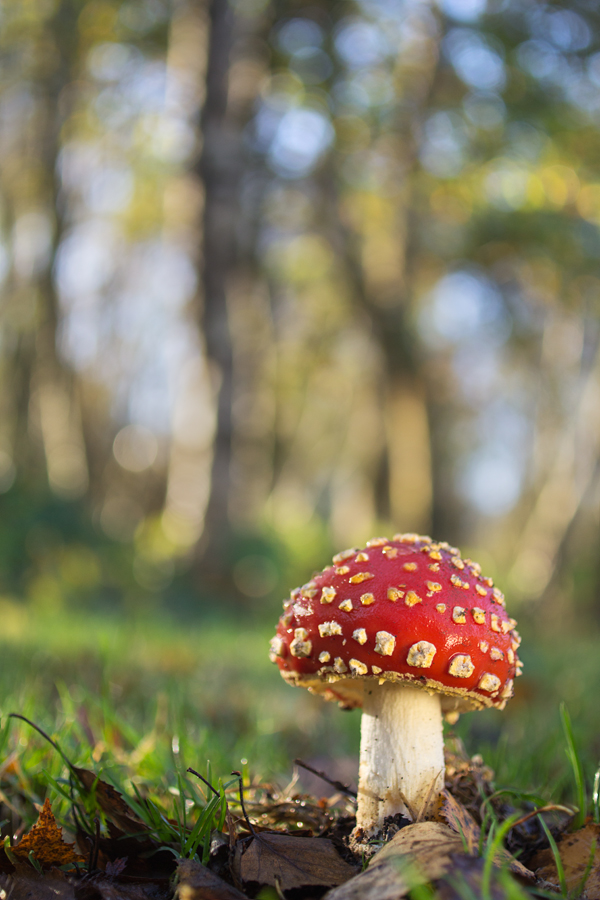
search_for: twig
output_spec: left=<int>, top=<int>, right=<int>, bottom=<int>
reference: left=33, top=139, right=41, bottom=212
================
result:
left=227, top=806, right=243, bottom=890
left=396, top=789, right=417, bottom=823
left=187, top=767, right=220, bottom=797
left=8, top=714, right=79, bottom=782
left=416, top=770, right=443, bottom=823
left=88, top=817, right=100, bottom=872
left=232, top=771, right=256, bottom=835
left=293, top=759, right=357, bottom=799
left=508, top=805, right=576, bottom=831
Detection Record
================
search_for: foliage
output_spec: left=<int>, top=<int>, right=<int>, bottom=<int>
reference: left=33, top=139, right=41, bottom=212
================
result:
left=0, top=0, right=599, bottom=619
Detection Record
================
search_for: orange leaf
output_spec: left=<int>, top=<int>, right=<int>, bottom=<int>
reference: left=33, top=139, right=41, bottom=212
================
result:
left=12, top=799, right=85, bottom=868
left=533, top=823, right=600, bottom=895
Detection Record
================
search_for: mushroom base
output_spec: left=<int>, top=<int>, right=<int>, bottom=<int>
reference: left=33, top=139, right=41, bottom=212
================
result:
left=356, top=682, right=444, bottom=834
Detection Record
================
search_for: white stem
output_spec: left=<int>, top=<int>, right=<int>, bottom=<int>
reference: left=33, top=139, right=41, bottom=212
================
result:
left=355, top=682, right=444, bottom=835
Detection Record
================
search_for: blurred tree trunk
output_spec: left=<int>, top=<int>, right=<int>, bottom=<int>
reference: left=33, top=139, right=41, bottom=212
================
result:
left=328, top=25, right=444, bottom=540
left=1, top=0, right=89, bottom=498
left=32, top=2, right=89, bottom=500
left=193, top=0, right=259, bottom=587
left=334, top=216, right=432, bottom=535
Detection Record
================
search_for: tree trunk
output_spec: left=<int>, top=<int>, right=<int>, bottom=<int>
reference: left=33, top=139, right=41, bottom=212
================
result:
left=1, top=0, right=89, bottom=497
left=193, top=0, right=242, bottom=585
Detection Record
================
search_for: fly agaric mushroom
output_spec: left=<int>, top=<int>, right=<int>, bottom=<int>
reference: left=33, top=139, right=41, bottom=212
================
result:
left=269, top=534, right=521, bottom=837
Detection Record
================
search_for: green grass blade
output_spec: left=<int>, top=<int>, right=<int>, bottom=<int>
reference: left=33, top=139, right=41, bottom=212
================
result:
left=479, top=808, right=492, bottom=857
left=560, top=702, right=586, bottom=830
left=43, top=771, right=76, bottom=804
left=216, top=782, right=227, bottom=832
left=183, top=807, right=210, bottom=856
left=497, top=869, right=535, bottom=899
left=201, top=827, right=212, bottom=866
left=481, top=789, right=549, bottom=811
left=537, top=816, right=567, bottom=897
left=481, top=814, right=520, bottom=900
left=3, top=837, right=17, bottom=867
left=0, top=718, right=11, bottom=760
left=484, top=818, right=496, bottom=855
left=407, top=883, right=436, bottom=900
left=575, top=836, right=597, bottom=898
left=28, top=851, right=44, bottom=874
left=443, top=873, right=480, bottom=900
left=183, top=792, right=222, bottom=857
left=177, top=773, right=187, bottom=836
left=593, top=762, right=600, bottom=825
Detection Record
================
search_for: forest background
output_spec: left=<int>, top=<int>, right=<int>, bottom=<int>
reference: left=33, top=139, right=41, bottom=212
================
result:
left=1, top=0, right=600, bottom=797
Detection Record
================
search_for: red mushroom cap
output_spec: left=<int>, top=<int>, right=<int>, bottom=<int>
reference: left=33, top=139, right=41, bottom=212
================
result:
left=270, top=534, right=521, bottom=713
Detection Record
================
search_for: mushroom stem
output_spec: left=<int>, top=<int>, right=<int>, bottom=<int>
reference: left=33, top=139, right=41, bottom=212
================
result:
left=356, top=682, right=444, bottom=835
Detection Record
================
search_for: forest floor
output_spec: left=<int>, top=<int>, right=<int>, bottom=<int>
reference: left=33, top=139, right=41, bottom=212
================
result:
left=0, top=601, right=599, bottom=899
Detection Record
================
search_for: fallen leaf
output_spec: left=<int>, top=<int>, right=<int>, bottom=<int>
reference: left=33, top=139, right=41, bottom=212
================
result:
left=76, top=822, right=177, bottom=879
left=0, top=870, right=170, bottom=900
left=176, top=858, right=249, bottom=900
left=325, top=822, right=465, bottom=900
left=12, top=799, right=85, bottom=868
left=0, top=870, right=76, bottom=900
left=439, top=789, right=480, bottom=854
left=436, top=854, right=509, bottom=900
left=440, top=789, right=535, bottom=882
left=79, top=875, right=172, bottom=899
left=494, top=845, right=536, bottom=882
left=234, top=832, right=357, bottom=892
left=74, top=767, right=148, bottom=834
left=104, top=857, right=128, bottom=877
left=532, top=822, right=600, bottom=896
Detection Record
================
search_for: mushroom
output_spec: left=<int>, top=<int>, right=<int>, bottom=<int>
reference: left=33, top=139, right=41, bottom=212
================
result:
left=269, top=534, right=521, bottom=838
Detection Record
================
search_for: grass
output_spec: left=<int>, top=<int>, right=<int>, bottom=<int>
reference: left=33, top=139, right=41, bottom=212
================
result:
left=0, top=596, right=599, bottom=895
left=0, top=598, right=363, bottom=839
left=0, top=598, right=599, bottom=799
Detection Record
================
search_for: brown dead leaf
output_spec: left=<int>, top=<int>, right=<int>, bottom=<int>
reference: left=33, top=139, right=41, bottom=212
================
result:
left=84, top=876, right=174, bottom=899
left=436, top=855, right=510, bottom=900
left=494, top=845, right=536, bottom=883
left=439, top=789, right=480, bottom=854
left=378, top=821, right=467, bottom=879
left=12, top=799, right=85, bottom=869
left=104, top=858, right=128, bottom=877
left=0, top=870, right=170, bottom=900
left=440, top=789, right=534, bottom=883
left=0, top=870, right=76, bottom=900
left=325, top=822, right=466, bottom=900
left=234, top=832, right=357, bottom=892
left=532, top=822, right=600, bottom=896
left=75, top=821, right=177, bottom=880
left=176, top=859, right=249, bottom=900
left=74, top=767, right=148, bottom=834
